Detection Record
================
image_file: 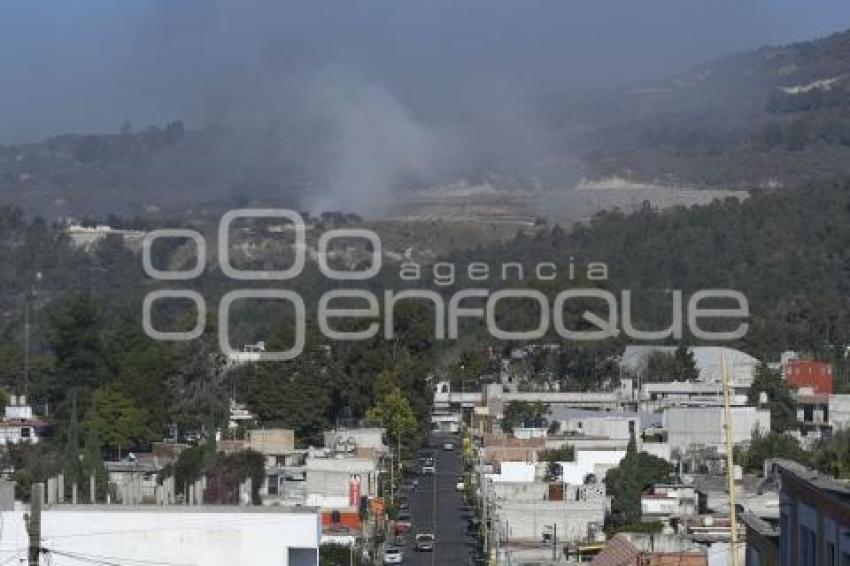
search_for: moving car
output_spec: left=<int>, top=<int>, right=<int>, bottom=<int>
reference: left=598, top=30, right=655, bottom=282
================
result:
left=442, top=442, right=455, bottom=451
left=421, top=463, right=435, bottom=474
left=414, top=533, right=435, bottom=552
left=383, top=547, right=403, bottom=564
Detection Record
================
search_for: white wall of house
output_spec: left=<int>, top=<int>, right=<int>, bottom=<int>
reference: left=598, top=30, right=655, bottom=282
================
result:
left=558, top=449, right=626, bottom=485
left=490, top=461, right=536, bottom=483
left=0, top=506, right=321, bottom=566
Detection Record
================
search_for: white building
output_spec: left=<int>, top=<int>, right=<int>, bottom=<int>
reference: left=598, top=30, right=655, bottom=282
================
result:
left=640, top=484, right=701, bottom=522
left=0, top=396, right=47, bottom=445
left=305, top=456, right=378, bottom=509
left=431, top=411, right=462, bottom=433
left=0, top=505, right=321, bottom=565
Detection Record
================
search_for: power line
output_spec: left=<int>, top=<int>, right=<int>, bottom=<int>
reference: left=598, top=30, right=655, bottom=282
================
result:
left=0, top=551, right=25, bottom=566
left=42, top=550, right=121, bottom=566
left=42, top=515, right=296, bottom=540
left=45, top=549, right=193, bottom=566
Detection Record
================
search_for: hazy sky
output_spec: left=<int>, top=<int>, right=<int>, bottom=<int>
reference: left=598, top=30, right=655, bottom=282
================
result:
left=2, top=0, right=850, bottom=142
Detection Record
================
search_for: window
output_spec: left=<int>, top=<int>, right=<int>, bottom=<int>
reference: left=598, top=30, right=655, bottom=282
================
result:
left=267, top=475, right=279, bottom=496
left=20, top=427, right=30, bottom=438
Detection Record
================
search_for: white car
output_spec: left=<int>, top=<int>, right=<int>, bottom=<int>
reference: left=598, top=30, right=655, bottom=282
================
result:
left=442, top=442, right=455, bottom=451
left=384, top=547, right=403, bottom=564
left=415, top=533, right=435, bottom=552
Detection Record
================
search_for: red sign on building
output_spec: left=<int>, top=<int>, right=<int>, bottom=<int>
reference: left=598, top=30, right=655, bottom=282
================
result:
left=348, top=474, right=361, bottom=508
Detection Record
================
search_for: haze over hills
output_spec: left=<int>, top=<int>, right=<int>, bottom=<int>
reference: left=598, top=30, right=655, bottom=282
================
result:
left=571, top=29, right=850, bottom=187
left=2, top=27, right=850, bottom=226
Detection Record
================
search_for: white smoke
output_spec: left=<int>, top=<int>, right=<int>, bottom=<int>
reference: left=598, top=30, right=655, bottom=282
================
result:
left=307, top=73, right=438, bottom=216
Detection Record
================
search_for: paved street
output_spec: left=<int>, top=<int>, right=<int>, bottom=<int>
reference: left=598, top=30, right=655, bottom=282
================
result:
left=399, top=433, right=470, bottom=566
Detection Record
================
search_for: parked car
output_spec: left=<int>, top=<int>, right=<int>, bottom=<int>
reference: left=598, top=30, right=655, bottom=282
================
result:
left=397, top=499, right=410, bottom=510
left=397, top=511, right=412, bottom=522
left=394, top=522, right=412, bottom=536
left=383, top=547, right=403, bottom=564
left=414, top=533, right=435, bottom=552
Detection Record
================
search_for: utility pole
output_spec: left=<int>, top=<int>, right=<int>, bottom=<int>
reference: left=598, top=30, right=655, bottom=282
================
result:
left=482, top=475, right=489, bottom=564
left=23, top=272, right=42, bottom=399
left=23, top=298, right=29, bottom=398
left=431, top=445, right=438, bottom=566
left=721, top=355, right=740, bottom=566
left=397, top=430, right=402, bottom=485
left=28, top=483, right=43, bottom=566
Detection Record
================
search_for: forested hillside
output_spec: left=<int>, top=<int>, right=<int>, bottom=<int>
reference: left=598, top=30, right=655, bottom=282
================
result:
left=447, top=179, right=850, bottom=382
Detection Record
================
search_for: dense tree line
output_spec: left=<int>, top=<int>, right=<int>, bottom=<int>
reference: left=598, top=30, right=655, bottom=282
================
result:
left=3, top=173, right=850, bottom=491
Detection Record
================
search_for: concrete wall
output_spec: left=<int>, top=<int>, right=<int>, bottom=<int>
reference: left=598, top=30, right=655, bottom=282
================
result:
left=642, top=442, right=672, bottom=462
left=492, top=481, right=549, bottom=501
left=323, top=428, right=386, bottom=451
left=558, top=415, right=637, bottom=442
left=497, top=500, right=605, bottom=542
left=829, top=394, right=850, bottom=430
left=665, top=407, right=770, bottom=455
left=0, top=506, right=320, bottom=566
left=545, top=436, right=630, bottom=452
left=248, top=429, right=295, bottom=454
